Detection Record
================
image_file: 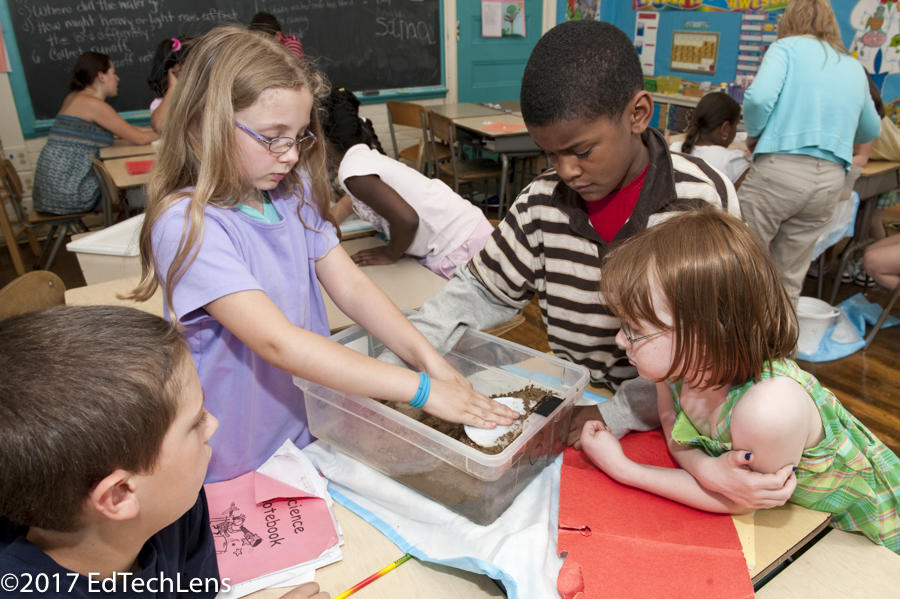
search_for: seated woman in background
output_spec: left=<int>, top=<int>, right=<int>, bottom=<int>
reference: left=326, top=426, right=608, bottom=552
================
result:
left=322, top=88, right=493, bottom=279
left=147, top=36, right=193, bottom=133
left=32, top=51, right=158, bottom=215
left=669, top=92, right=750, bottom=187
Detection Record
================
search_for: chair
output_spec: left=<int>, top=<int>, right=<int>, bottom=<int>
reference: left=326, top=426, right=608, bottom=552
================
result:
left=0, top=270, right=66, bottom=320
left=427, top=111, right=503, bottom=211
left=866, top=282, right=900, bottom=346
left=0, top=159, right=91, bottom=272
left=386, top=101, right=450, bottom=173
left=808, top=191, right=860, bottom=299
left=91, top=156, right=132, bottom=225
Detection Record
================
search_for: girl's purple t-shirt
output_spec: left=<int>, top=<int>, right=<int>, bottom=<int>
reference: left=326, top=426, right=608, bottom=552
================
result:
left=152, top=183, right=338, bottom=483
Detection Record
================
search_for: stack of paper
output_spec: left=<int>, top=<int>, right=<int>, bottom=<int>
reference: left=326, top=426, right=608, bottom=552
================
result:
left=205, top=440, right=343, bottom=598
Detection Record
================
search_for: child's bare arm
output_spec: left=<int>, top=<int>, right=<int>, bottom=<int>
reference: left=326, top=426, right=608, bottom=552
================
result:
left=329, top=194, right=354, bottom=224
left=729, top=377, right=816, bottom=474
left=580, top=420, right=740, bottom=513
left=658, top=383, right=797, bottom=511
left=345, top=175, right=418, bottom=265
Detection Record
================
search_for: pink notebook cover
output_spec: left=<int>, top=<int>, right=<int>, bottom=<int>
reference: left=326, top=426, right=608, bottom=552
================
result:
left=204, top=471, right=340, bottom=584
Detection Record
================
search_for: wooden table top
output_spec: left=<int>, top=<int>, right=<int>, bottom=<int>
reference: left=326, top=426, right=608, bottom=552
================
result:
left=99, top=139, right=157, bottom=159
left=428, top=102, right=505, bottom=119
left=102, top=155, right=154, bottom=189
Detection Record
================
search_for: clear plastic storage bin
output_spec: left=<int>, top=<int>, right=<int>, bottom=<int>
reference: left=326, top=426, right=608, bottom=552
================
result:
left=294, top=325, right=589, bottom=524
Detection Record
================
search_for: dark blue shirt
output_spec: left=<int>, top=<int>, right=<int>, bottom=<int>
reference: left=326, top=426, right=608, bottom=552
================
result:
left=0, top=490, right=220, bottom=597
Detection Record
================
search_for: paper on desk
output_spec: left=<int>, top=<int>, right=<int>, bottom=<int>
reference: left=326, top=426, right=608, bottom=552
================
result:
left=125, top=159, right=154, bottom=174
left=206, top=440, right=342, bottom=599
left=479, top=120, right=528, bottom=133
left=557, top=431, right=754, bottom=599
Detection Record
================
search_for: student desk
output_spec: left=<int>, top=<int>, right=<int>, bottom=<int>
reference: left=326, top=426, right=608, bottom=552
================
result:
left=450, top=113, right=543, bottom=215
left=102, top=155, right=153, bottom=189
left=99, top=139, right=157, bottom=159
left=64, top=270, right=837, bottom=596
left=755, top=527, right=900, bottom=598
left=828, top=159, right=900, bottom=303
left=248, top=504, right=504, bottom=599
left=428, top=102, right=506, bottom=119
left=63, top=237, right=446, bottom=333
left=326, top=236, right=446, bottom=331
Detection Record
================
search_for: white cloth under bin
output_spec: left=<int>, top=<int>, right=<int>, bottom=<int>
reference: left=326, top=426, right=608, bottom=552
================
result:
left=302, top=442, right=565, bottom=599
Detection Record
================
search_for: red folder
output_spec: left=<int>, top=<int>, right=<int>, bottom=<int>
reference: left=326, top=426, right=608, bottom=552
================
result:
left=125, top=159, right=154, bottom=175
left=557, top=430, right=754, bottom=599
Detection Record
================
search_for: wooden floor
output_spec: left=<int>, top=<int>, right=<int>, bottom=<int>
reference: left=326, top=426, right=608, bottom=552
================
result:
left=1, top=217, right=898, bottom=457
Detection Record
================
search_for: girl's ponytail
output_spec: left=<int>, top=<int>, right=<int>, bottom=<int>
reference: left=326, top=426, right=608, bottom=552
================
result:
left=681, top=122, right=700, bottom=154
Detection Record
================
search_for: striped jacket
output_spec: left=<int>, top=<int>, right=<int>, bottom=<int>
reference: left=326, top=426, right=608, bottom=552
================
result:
left=470, top=127, right=740, bottom=387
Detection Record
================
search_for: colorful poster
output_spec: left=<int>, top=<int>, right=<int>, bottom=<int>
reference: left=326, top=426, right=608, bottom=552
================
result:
left=849, top=0, right=900, bottom=78
left=671, top=30, right=719, bottom=74
left=633, top=0, right=788, bottom=11
left=481, top=0, right=503, bottom=37
left=735, top=10, right=780, bottom=86
left=502, top=1, right=526, bottom=37
left=634, top=11, right=660, bottom=76
left=566, top=0, right=602, bottom=21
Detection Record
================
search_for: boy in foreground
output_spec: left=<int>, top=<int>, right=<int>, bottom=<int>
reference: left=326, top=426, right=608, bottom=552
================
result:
left=0, top=306, right=327, bottom=598
left=400, top=20, right=795, bottom=510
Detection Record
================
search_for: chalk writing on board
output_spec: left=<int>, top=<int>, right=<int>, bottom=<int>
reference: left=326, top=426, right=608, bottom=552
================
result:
left=5, top=0, right=442, bottom=129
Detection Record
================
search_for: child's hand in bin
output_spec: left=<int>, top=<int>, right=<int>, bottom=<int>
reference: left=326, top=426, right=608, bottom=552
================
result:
left=278, top=581, right=329, bottom=599
left=423, top=377, right=519, bottom=429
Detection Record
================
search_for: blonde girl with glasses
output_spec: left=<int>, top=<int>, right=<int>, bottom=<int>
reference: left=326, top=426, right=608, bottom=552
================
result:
left=131, top=26, right=516, bottom=484
left=581, top=209, right=900, bottom=553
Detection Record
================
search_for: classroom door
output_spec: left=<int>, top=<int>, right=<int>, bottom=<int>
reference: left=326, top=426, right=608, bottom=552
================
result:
left=456, top=0, right=543, bottom=103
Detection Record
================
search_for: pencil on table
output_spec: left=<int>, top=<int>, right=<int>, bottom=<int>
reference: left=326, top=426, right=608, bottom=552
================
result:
left=333, top=553, right=413, bottom=599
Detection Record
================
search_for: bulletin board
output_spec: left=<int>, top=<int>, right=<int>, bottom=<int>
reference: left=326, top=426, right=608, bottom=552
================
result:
left=670, top=30, right=719, bottom=74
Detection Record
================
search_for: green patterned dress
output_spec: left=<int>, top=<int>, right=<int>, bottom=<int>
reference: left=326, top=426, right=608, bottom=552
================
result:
left=670, top=358, right=900, bottom=553
left=32, top=115, right=114, bottom=215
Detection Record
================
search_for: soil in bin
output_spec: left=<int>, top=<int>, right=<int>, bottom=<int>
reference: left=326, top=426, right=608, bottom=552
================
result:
left=388, top=384, right=549, bottom=455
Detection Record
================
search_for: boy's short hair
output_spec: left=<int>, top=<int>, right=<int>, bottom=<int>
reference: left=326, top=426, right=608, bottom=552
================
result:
left=521, top=20, right=644, bottom=126
left=249, top=12, right=282, bottom=36
left=0, top=306, right=188, bottom=532
left=599, top=209, right=798, bottom=389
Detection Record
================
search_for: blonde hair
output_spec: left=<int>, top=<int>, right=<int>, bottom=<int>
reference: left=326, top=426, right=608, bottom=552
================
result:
left=599, top=209, right=798, bottom=389
left=778, top=0, right=847, bottom=55
left=130, top=25, right=332, bottom=310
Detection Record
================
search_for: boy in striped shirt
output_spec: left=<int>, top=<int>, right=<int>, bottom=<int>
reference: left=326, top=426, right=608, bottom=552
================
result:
left=404, top=20, right=796, bottom=510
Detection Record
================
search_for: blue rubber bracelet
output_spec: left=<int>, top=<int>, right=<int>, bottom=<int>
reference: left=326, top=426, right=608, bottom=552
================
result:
left=410, top=372, right=430, bottom=409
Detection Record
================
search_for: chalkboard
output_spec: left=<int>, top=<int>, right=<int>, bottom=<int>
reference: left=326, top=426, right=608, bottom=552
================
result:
left=0, top=0, right=444, bottom=137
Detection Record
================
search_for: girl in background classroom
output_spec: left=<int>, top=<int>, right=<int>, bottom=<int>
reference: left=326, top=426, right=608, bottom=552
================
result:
left=668, top=92, right=750, bottom=187
left=146, top=35, right=193, bottom=134
left=32, top=51, right=158, bottom=215
left=581, top=209, right=900, bottom=553
left=130, top=26, right=517, bottom=484
left=322, top=87, right=494, bottom=278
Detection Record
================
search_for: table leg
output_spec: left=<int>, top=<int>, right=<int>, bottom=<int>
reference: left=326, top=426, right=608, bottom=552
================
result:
left=499, top=154, right=510, bottom=217
left=829, top=194, right=876, bottom=305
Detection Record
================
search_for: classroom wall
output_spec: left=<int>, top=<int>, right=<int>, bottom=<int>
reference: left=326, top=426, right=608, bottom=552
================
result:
left=582, top=2, right=900, bottom=102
